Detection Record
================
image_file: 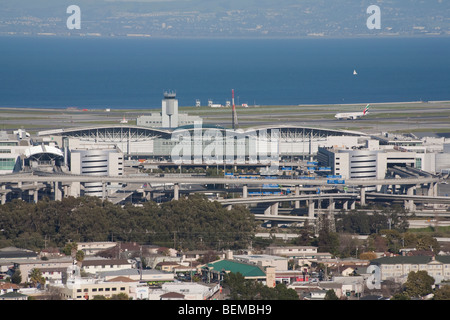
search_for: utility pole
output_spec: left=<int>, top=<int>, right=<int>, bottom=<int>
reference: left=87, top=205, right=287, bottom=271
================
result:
left=173, top=231, right=177, bottom=249
left=140, top=245, right=143, bottom=281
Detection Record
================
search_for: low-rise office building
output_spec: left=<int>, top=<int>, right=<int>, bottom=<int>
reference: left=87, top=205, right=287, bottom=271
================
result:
left=233, top=254, right=288, bottom=271
left=370, top=255, right=450, bottom=283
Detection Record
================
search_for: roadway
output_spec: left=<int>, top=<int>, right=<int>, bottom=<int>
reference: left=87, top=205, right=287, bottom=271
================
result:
left=0, top=173, right=440, bottom=187
left=367, top=193, right=450, bottom=204
left=217, top=193, right=359, bottom=205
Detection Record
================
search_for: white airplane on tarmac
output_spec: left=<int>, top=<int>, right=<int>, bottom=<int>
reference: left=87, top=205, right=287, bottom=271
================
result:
left=335, top=104, right=370, bottom=120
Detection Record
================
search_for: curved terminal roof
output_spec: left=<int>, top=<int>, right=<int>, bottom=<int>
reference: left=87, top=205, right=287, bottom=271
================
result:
left=38, top=124, right=367, bottom=140
left=38, top=125, right=172, bottom=138
left=24, top=145, right=64, bottom=159
left=244, top=124, right=369, bottom=137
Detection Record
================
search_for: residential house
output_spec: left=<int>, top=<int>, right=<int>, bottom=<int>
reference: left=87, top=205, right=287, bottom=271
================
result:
left=145, top=253, right=181, bottom=269
left=288, top=276, right=365, bottom=299
left=99, top=268, right=174, bottom=283
left=304, top=289, right=327, bottom=300
left=0, top=283, right=19, bottom=295
left=265, top=246, right=319, bottom=258
left=264, top=245, right=333, bottom=266
left=159, top=292, right=185, bottom=300
left=0, top=292, right=28, bottom=300
left=177, top=250, right=226, bottom=263
left=154, top=282, right=220, bottom=300
left=81, top=258, right=134, bottom=275
left=155, top=261, right=182, bottom=273
left=77, top=242, right=117, bottom=256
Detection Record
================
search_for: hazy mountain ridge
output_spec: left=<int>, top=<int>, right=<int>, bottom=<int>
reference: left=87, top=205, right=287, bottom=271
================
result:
left=0, top=0, right=448, bottom=38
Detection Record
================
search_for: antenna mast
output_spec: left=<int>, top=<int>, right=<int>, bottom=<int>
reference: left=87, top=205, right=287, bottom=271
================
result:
left=232, top=89, right=238, bottom=130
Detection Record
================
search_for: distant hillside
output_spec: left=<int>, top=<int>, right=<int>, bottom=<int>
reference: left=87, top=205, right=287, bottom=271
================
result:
left=0, top=0, right=448, bottom=38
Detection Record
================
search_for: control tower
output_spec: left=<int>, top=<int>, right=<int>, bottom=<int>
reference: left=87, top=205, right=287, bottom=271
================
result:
left=161, top=90, right=178, bottom=128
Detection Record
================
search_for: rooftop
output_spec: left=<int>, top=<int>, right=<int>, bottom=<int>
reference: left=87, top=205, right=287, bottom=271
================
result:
left=371, top=255, right=450, bottom=265
left=204, top=259, right=266, bottom=278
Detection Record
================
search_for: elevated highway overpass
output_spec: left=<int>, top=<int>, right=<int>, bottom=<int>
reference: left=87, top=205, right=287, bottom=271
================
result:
left=0, top=173, right=439, bottom=187
left=0, top=173, right=444, bottom=213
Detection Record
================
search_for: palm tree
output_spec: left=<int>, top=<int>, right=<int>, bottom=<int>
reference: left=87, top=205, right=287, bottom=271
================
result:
left=29, top=268, right=45, bottom=288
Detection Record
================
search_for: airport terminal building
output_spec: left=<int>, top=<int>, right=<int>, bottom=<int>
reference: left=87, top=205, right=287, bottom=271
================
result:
left=0, top=93, right=449, bottom=204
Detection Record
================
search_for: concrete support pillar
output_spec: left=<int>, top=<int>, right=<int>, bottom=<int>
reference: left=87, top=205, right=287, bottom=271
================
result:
left=360, top=187, right=366, bottom=207
left=34, top=190, right=38, bottom=203
left=243, top=184, right=248, bottom=199
left=32, top=181, right=39, bottom=203
left=308, top=200, right=315, bottom=218
left=264, top=206, right=271, bottom=215
left=328, top=198, right=335, bottom=211
left=428, top=182, right=437, bottom=197
left=102, top=182, right=106, bottom=200
left=295, top=185, right=300, bottom=209
left=351, top=201, right=356, bottom=210
left=63, top=185, right=68, bottom=198
left=406, top=186, right=415, bottom=212
left=17, top=181, right=22, bottom=200
left=69, top=182, right=81, bottom=198
left=54, top=181, right=62, bottom=201
left=226, top=204, right=232, bottom=211
left=1, top=185, right=6, bottom=205
left=173, top=183, right=179, bottom=201
left=271, top=202, right=279, bottom=215
left=343, top=201, right=348, bottom=211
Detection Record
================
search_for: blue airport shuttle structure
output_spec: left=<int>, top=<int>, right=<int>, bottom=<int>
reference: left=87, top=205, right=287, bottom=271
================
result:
left=327, top=179, right=345, bottom=184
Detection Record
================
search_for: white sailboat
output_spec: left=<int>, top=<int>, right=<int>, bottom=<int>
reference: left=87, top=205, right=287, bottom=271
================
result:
left=353, top=69, right=358, bottom=75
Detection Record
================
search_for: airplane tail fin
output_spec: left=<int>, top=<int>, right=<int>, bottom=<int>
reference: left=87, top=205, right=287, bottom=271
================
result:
left=363, top=104, right=370, bottom=115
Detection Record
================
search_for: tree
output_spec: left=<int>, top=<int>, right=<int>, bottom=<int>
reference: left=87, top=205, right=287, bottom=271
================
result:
left=433, top=285, right=450, bottom=300
left=391, top=293, right=410, bottom=300
left=223, top=272, right=259, bottom=300
left=293, top=220, right=314, bottom=246
left=325, top=289, right=339, bottom=300
left=415, top=234, right=440, bottom=254
left=223, top=272, right=298, bottom=300
left=366, top=234, right=388, bottom=252
left=381, top=229, right=402, bottom=254
left=29, top=268, right=46, bottom=288
left=311, top=216, right=339, bottom=256
left=404, top=271, right=435, bottom=298
left=62, top=242, right=78, bottom=257
left=11, top=269, right=22, bottom=285
left=359, top=252, right=378, bottom=260
left=75, top=250, right=85, bottom=263
left=109, top=293, right=130, bottom=300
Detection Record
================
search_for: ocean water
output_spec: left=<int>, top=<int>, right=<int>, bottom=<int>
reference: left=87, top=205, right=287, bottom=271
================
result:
left=0, top=36, right=449, bottom=109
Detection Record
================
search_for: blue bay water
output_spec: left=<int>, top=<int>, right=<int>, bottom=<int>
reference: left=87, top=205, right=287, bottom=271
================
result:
left=0, top=36, right=449, bottom=109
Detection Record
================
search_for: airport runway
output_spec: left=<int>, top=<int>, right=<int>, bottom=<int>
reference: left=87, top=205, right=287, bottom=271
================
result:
left=1, top=100, right=449, bottom=136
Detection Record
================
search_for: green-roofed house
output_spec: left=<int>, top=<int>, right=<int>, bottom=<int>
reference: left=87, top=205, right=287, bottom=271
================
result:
left=369, top=255, right=450, bottom=283
left=201, top=259, right=276, bottom=288
left=0, top=292, right=28, bottom=301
